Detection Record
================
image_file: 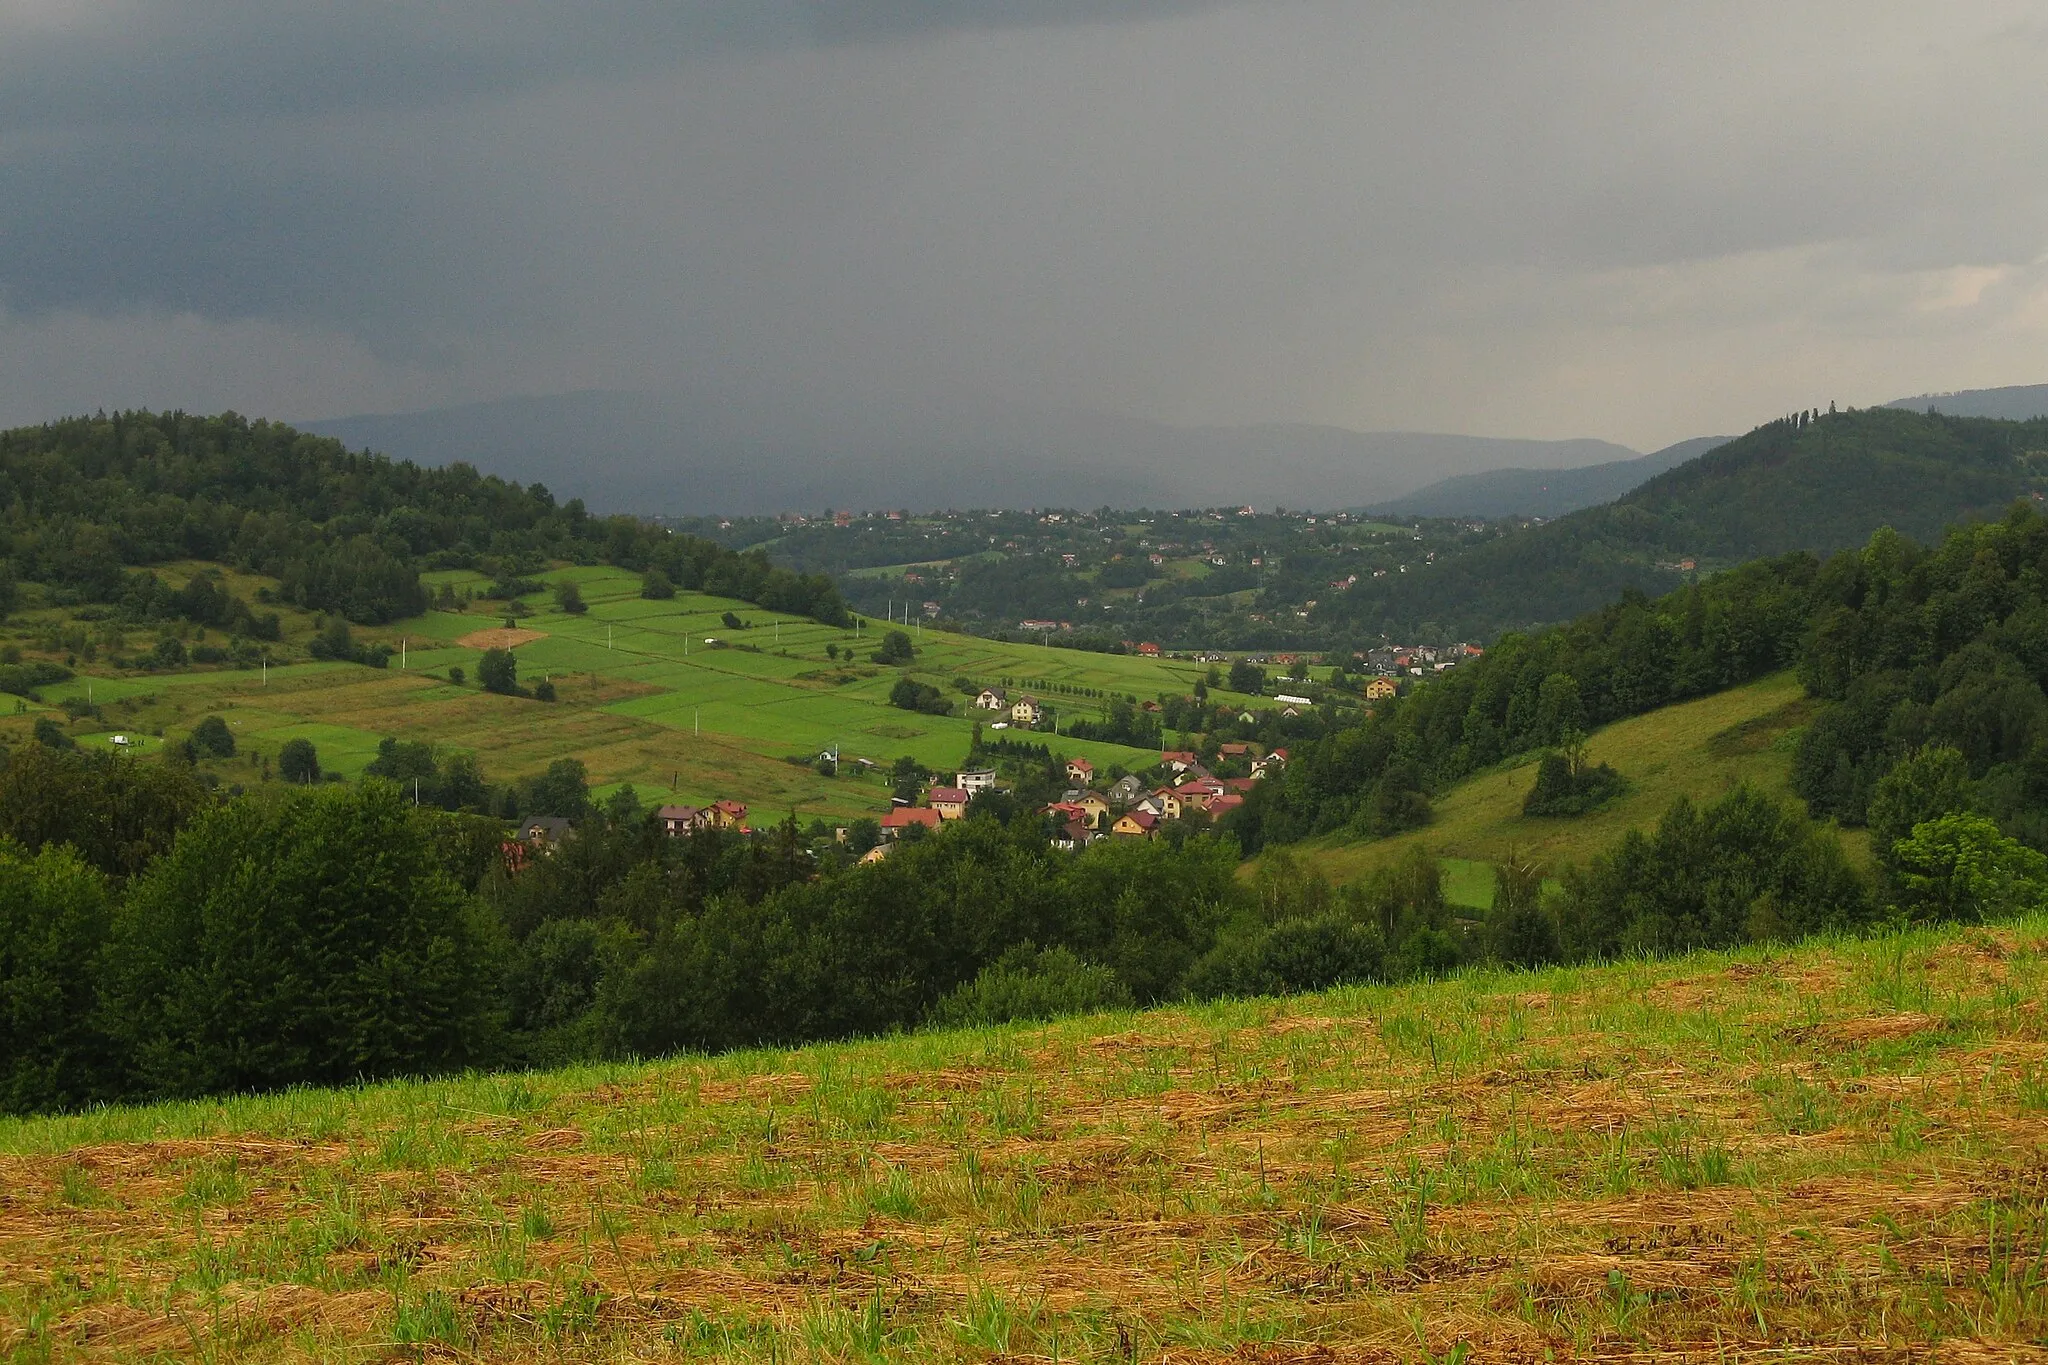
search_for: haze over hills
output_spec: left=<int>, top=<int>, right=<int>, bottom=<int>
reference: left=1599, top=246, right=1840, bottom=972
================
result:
left=299, top=391, right=1638, bottom=516
left=1366, top=436, right=1731, bottom=519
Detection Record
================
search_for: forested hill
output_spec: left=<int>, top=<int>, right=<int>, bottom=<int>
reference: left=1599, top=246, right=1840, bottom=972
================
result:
left=0, top=410, right=846, bottom=625
left=1321, top=406, right=2048, bottom=639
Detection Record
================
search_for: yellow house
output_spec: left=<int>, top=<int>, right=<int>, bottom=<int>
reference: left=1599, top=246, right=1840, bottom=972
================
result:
left=1365, top=676, right=1398, bottom=701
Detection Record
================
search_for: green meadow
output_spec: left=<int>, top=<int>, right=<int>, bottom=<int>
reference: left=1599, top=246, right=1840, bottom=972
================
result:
left=9, top=565, right=1225, bottom=821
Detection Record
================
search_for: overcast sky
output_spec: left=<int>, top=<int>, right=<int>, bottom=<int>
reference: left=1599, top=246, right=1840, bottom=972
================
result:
left=1, top=0, right=2044, bottom=450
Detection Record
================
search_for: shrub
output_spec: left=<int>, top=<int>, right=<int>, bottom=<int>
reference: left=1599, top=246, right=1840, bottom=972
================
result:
left=926, top=945, right=1132, bottom=1028
left=277, top=738, right=320, bottom=784
left=188, top=715, right=236, bottom=759
left=553, top=581, right=587, bottom=615
left=533, top=678, right=557, bottom=702
left=640, top=568, right=675, bottom=600
left=0, top=842, right=116, bottom=1114
left=872, top=630, right=914, bottom=665
left=105, top=781, right=489, bottom=1098
left=478, top=647, right=518, bottom=696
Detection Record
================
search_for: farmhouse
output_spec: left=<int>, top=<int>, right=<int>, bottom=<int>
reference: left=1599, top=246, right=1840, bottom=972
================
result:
left=975, top=687, right=1008, bottom=710
left=656, top=804, right=708, bottom=836
left=957, top=768, right=998, bottom=794
left=1365, top=676, right=1398, bottom=701
left=1064, top=756, right=1095, bottom=784
left=927, top=786, right=971, bottom=820
left=1010, top=695, right=1043, bottom=726
left=519, top=816, right=572, bottom=848
left=1111, top=809, right=1158, bottom=839
left=709, top=799, right=748, bottom=830
left=1067, top=791, right=1111, bottom=828
left=881, top=807, right=942, bottom=838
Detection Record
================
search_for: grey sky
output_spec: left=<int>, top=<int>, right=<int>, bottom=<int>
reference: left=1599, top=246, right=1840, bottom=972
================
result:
left=1, top=0, right=2044, bottom=450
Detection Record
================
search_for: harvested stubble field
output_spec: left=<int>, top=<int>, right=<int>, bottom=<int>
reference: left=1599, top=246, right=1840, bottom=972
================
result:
left=6, top=920, right=2048, bottom=1362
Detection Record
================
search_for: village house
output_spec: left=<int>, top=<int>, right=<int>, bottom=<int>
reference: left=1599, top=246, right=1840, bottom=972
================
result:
left=1160, top=749, right=1198, bottom=773
left=859, top=843, right=892, bottom=864
left=1365, top=676, right=1398, bottom=701
left=1064, top=756, right=1095, bottom=785
left=1135, top=642, right=1162, bottom=657
left=1067, top=791, right=1111, bottom=829
left=1106, top=774, right=1148, bottom=807
left=656, top=804, right=709, bottom=836
left=880, top=806, right=942, bottom=838
left=1112, top=809, right=1158, bottom=839
left=1010, top=695, right=1043, bottom=726
left=927, top=786, right=971, bottom=820
left=519, top=816, right=573, bottom=849
left=975, top=687, right=1009, bottom=710
left=957, top=768, right=999, bottom=794
left=1205, top=793, right=1245, bottom=818
left=708, top=799, right=748, bottom=830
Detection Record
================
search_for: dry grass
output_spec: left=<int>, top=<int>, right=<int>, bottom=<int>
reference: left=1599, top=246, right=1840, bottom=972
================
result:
left=5, top=921, right=2048, bottom=1362
left=455, top=628, right=550, bottom=651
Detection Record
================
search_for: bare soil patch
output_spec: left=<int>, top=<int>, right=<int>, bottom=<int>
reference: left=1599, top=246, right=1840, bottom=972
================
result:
left=455, top=627, right=547, bottom=649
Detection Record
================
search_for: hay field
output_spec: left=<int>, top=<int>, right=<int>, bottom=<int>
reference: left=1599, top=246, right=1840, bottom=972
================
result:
left=4, top=919, right=2046, bottom=1361
left=1288, top=672, right=1861, bottom=899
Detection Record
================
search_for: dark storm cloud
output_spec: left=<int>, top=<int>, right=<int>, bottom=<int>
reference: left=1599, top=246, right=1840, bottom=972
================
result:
left=0, top=2, right=1234, bottom=126
left=0, top=1, right=2042, bottom=446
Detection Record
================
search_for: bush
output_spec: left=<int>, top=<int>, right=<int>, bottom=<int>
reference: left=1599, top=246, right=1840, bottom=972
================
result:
left=926, top=945, right=1132, bottom=1028
left=478, top=647, right=519, bottom=695
left=448, top=665, right=466, bottom=686
left=188, top=715, right=236, bottom=759
left=104, top=781, right=489, bottom=1098
left=278, top=737, right=320, bottom=784
left=32, top=716, right=74, bottom=751
left=1522, top=747, right=1625, bottom=816
left=872, top=629, right=914, bottom=665
left=640, top=568, right=675, bottom=600
left=0, top=842, right=116, bottom=1114
left=533, top=678, right=557, bottom=702
left=553, top=581, right=587, bottom=615
left=1228, top=660, right=1265, bottom=694
left=1186, top=915, right=1384, bottom=998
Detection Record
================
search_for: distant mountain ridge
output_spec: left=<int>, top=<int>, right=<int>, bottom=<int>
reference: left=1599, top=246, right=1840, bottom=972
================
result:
left=1886, top=382, right=2048, bottom=422
left=1320, top=406, right=2048, bottom=639
left=299, top=391, right=1640, bottom=516
left=1365, top=436, right=1730, bottom=518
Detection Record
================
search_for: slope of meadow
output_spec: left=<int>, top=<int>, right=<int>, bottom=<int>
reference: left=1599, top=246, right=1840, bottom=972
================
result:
left=1288, top=671, right=1868, bottom=905
left=3, top=565, right=1216, bottom=820
left=2, top=919, right=2044, bottom=1361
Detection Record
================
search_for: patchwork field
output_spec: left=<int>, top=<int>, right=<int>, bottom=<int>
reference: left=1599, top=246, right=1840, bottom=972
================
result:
left=1287, top=672, right=1852, bottom=904
left=4, top=566, right=1231, bottom=820
left=4, top=918, right=2044, bottom=1361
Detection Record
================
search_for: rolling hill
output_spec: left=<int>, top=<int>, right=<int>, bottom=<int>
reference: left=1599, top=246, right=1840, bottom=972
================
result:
left=0, top=563, right=1217, bottom=822
left=1321, top=405, right=2048, bottom=638
left=1366, top=434, right=1729, bottom=519
left=1278, top=670, right=1867, bottom=904
left=4, top=913, right=2042, bottom=1359
left=1886, top=380, right=2048, bottom=421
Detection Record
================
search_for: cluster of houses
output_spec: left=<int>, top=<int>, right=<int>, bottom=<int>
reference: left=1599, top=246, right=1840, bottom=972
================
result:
left=507, top=798, right=749, bottom=869
left=973, top=687, right=1048, bottom=728
left=867, top=748, right=1284, bottom=857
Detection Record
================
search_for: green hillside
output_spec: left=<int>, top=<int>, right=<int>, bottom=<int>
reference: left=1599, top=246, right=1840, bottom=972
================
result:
left=5, top=916, right=2043, bottom=1361
left=1, top=563, right=1215, bottom=820
left=1278, top=670, right=1871, bottom=905
left=1325, top=406, right=2048, bottom=637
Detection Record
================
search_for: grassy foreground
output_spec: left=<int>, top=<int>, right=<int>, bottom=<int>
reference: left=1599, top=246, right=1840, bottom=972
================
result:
left=5, top=922, right=2048, bottom=1360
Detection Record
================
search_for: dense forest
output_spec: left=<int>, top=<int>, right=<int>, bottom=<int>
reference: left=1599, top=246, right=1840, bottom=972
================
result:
left=0, top=411, right=846, bottom=628
left=1318, top=406, right=2048, bottom=639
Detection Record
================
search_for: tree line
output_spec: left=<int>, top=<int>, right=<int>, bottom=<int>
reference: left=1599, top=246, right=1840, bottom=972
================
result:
left=0, top=410, right=848, bottom=630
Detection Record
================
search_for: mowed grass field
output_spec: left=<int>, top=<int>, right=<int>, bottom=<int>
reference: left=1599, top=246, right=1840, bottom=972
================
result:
left=6, top=566, right=1224, bottom=820
left=5, top=919, right=2046, bottom=1360
left=1286, top=672, right=1856, bottom=905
